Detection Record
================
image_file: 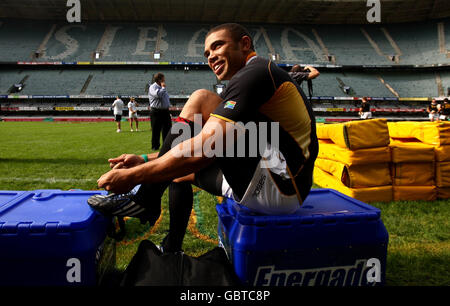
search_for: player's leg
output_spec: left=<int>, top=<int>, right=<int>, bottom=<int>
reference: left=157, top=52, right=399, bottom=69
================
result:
left=160, top=181, right=192, bottom=252
left=161, top=110, right=172, bottom=145
left=162, top=164, right=226, bottom=252
left=179, top=89, right=222, bottom=124
left=132, top=89, right=222, bottom=222
left=117, top=115, right=122, bottom=132
left=151, top=109, right=163, bottom=150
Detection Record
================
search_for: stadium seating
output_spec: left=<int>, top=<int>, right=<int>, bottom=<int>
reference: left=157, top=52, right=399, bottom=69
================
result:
left=337, top=72, right=395, bottom=98
left=0, top=19, right=447, bottom=120
left=22, top=70, right=87, bottom=95
left=0, top=68, right=442, bottom=98
left=386, top=22, right=447, bottom=65
left=0, top=20, right=448, bottom=65
left=85, top=69, right=149, bottom=96
left=0, top=20, right=50, bottom=61
left=315, top=25, right=384, bottom=65
left=380, top=71, right=437, bottom=97
left=0, top=70, right=24, bottom=94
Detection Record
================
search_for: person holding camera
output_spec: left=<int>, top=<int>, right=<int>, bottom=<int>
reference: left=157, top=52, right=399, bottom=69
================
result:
left=289, top=65, right=320, bottom=101
left=289, top=65, right=320, bottom=85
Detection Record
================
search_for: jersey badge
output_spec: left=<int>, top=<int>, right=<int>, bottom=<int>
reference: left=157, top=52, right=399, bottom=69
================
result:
left=224, top=101, right=237, bottom=109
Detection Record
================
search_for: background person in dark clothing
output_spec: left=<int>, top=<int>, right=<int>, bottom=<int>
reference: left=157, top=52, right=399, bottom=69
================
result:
left=427, top=98, right=439, bottom=122
left=148, top=73, right=172, bottom=150
left=438, top=98, right=450, bottom=121
left=288, top=64, right=320, bottom=86
left=359, top=97, right=372, bottom=119
left=288, top=64, right=320, bottom=101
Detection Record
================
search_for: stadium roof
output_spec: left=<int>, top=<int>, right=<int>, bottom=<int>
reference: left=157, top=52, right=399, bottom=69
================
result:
left=0, top=0, right=449, bottom=24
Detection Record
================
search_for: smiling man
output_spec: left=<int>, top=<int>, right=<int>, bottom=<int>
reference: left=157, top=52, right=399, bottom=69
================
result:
left=88, top=23, right=318, bottom=253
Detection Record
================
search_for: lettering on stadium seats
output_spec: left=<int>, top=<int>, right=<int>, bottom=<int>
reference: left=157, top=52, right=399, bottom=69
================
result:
left=41, top=25, right=87, bottom=60
left=187, top=28, right=209, bottom=58
left=133, top=27, right=168, bottom=56
left=254, top=258, right=382, bottom=286
left=281, top=28, right=323, bottom=62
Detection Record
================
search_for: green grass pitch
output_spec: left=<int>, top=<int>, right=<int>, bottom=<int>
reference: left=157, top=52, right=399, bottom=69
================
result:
left=0, top=121, right=449, bottom=285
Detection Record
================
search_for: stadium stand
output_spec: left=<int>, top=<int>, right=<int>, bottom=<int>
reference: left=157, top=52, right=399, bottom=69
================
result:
left=0, top=17, right=448, bottom=120
left=84, top=69, right=150, bottom=96
left=315, top=25, right=384, bottom=66
left=21, top=70, right=87, bottom=96
left=387, top=22, right=447, bottom=65
left=0, top=20, right=448, bottom=65
left=0, top=20, right=50, bottom=62
left=1, top=68, right=440, bottom=99
left=0, top=69, right=23, bottom=93
left=380, top=71, right=438, bottom=98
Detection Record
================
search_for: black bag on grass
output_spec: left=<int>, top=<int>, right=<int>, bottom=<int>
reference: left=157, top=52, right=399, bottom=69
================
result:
left=120, top=240, right=240, bottom=286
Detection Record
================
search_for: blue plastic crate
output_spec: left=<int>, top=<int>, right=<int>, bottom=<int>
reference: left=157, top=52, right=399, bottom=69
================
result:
left=0, top=189, right=114, bottom=286
left=216, top=188, right=389, bottom=286
left=0, top=191, right=27, bottom=208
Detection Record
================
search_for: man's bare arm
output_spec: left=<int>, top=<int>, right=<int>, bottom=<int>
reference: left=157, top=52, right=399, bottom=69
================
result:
left=304, top=66, right=320, bottom=80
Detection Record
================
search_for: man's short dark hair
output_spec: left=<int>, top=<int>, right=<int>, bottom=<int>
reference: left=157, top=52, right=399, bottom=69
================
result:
left=153, top=72, right=164, bottom=83
left=206, top=23, right=255, bottom=51
left=290, top=65, right=302, bottom=73
left=444, top=98, right=449, bottom=103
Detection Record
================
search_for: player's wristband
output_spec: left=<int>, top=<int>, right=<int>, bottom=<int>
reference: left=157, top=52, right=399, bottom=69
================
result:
left=141, top=154, right=148, bottom=163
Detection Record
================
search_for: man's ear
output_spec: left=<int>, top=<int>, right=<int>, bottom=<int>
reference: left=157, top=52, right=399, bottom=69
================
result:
left=240, top=35, right=252, bottom=52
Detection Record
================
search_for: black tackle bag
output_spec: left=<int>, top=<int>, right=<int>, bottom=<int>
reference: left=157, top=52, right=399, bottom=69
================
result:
left=120, top=240, right=241, bottom=286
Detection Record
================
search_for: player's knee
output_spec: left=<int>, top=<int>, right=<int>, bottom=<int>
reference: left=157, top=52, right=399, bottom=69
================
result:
left=181, top=89, right=216, bottom=120
left=191, top=88, right=215, bottom=100
left=188, top=89, right=217, bottom=109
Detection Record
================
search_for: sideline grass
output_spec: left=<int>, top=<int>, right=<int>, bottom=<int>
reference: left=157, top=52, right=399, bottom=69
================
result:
left=1, top=121, right=449, bottom=286
left=370, top=200, right=450, bottom=286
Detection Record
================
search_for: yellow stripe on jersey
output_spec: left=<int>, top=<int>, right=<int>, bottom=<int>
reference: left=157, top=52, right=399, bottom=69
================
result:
left=258, top=81, right=312, bottom=161
left=209, top=113, right=236, bottom=124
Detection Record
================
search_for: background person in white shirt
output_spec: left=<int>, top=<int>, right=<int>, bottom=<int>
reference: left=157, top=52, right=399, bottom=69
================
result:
left=112, top=96, right=124, bottom=132
left=128, top=97, right=139, bottom=132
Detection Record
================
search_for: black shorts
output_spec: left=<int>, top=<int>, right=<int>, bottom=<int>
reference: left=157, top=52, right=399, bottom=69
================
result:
left=114, top=115, right=122, bottom=122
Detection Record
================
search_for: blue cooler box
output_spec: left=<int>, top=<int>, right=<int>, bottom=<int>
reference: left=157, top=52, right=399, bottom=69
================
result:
left=216, top=188, right=388, bottom=286
left=0, top=189, right=115, bottom=286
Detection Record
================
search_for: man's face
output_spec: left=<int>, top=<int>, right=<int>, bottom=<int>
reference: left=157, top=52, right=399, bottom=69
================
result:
left=204, top=29, right=247, bottom=81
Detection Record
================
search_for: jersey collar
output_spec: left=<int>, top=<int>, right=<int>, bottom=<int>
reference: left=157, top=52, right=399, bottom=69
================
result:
left=245, top=52, right=257, bottom=65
